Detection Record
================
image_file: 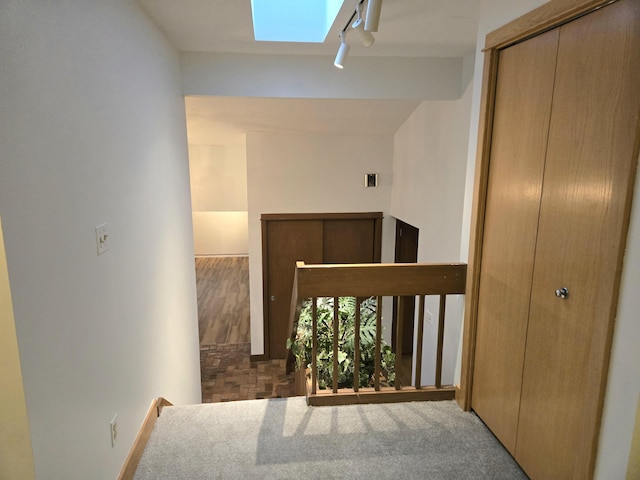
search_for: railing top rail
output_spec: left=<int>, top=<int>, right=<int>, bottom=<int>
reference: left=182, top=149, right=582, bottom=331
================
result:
left=295, top=261, right=467, bottom=297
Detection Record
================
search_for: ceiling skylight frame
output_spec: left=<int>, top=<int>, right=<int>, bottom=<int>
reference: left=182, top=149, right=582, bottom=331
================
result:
left=250, top=0, right=344, bottom=43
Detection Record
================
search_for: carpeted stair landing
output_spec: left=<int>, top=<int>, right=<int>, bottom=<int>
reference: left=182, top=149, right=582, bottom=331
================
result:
left=133, top=398, right=527, bottom=479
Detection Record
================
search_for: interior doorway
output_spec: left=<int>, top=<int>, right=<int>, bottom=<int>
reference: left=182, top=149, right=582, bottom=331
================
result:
left=392, top=218, right=419, bottom=386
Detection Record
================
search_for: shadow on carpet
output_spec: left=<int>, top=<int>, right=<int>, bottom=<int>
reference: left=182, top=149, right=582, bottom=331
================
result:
left=133, top=398, right=527, bottom=480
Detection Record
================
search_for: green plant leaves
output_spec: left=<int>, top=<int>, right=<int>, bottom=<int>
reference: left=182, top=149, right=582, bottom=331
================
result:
left=289, top=296, right=396, bottom=389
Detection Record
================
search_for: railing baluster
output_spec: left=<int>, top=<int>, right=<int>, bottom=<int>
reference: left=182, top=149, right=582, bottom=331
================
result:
left=435, top=295, right=446, bottom=389
left=354, top=297, right=361, bottom=393
left=333, top=296, right=339, bottom=394
left=375, top=296, right=382, bottom=391
left=289, top=263, right=466, bottom=406
left=311, top=297, right=317, bottom=395
left=415, top=295, right=425, bottom=389
left=395, top=296, right=404, bottom=390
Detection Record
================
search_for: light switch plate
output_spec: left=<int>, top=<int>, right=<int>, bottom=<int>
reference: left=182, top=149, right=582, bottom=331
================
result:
left=95, top=223, right=110, bottom=255
left=364, top=173, right=378, bottom=187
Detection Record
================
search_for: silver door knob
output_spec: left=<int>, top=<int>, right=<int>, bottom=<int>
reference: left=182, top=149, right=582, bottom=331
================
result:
left=555, top=287, right=569, bottom=299
left=270, top=295, right=276, bottom=301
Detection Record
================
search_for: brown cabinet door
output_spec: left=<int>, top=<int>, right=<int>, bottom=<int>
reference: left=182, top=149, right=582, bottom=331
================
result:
left=471, top=27, right=558, bottom=454
left=392, top=219, right=419, bottom=355
left=515, top=2, right=640, bottom=478
left=265, top=220, right=323, bottom=359
left=262, top=213, right=382, bottom=359
left=322, top=219, right=377, bottom=263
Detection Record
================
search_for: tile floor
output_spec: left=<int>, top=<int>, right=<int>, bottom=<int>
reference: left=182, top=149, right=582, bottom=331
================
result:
left=196, top=256, right=297, bottom=403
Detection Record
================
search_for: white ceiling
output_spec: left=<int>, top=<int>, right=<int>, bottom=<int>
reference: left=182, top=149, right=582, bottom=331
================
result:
left=138, top=0, right=480, bottom=145
left=138, top=0, right=479, bottom=57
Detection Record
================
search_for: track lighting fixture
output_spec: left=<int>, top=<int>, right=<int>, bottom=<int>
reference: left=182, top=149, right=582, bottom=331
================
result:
left=352, top=3, right=375, bottom=47
left=333, top=0, right=383, bottom=69
left=364, top=0, right=383, bottom=32
left=334, top=31, right=350, bottom=69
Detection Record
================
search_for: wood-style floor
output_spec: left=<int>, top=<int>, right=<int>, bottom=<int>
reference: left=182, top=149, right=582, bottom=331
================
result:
left=196, top=256, right=250, bottom=345
left=195, top=256, right=296, bottom=403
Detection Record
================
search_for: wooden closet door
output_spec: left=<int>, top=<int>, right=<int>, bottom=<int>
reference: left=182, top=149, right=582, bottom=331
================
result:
left=262, top=212, right=382, bottom=359
left=470, top=28, right=559, bottom=454
left=322, top=219, right=376, bottom=263
left=265, top=220, right=323, bottom=358
left=515, top=2, right=640, bottom=478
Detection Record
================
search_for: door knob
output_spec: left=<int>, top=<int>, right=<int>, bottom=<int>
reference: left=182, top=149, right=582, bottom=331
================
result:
left=555, top=287, right=569, bottom=299
left=270, top=295, right=276, bottom=301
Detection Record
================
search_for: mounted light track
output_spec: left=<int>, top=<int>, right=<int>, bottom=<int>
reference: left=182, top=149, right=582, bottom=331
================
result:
left=352, top=3, right=375, bottom=47
left=333, top=0, right=383, bottom=69
left=334, top=31, right=350, bottom=68
left=364, top=0, right=382, bottom=32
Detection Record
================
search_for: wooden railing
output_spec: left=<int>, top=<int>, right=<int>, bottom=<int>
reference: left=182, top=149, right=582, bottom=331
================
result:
left=288, top=262, right=467, bottom=406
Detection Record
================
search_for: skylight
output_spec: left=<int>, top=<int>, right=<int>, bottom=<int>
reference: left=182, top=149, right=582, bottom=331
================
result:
left=251, top=0, right=344, bottom=43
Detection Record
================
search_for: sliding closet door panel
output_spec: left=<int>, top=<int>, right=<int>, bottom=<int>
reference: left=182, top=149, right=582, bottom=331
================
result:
left=516, top=2, right=640, bottom=478
left=470, top=28, right=559, bottom=454
left=323, top=219, right=375, bottom=264
left=266, top=220, right=323, bottom=358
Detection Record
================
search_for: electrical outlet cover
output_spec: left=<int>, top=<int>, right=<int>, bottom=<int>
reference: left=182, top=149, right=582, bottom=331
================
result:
left=426, top=310, right=433, bottom=325
left=110, top=414, right=118, bottom=447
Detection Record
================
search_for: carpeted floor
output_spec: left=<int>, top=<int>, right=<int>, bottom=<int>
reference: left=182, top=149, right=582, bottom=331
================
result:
left=133, top=398, right=527, bottom=480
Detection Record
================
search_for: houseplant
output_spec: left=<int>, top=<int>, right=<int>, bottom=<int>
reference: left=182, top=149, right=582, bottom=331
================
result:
left=287, top=296, right=395, bottom=389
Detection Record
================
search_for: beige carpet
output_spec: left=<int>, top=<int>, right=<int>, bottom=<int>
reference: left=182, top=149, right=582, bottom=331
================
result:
left=134, top=398, right=527, bottom=479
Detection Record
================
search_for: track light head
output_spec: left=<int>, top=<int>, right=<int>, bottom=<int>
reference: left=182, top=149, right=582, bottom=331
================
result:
left=364, top=0, right=383, bottom=32
left=334, top=31, right=350, bottom=69
left=352, top=5, right=375, bottom=47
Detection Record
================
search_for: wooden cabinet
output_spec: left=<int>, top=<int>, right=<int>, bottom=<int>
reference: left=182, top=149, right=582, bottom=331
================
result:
left=261, top=212, right=382, bottom=359
left=471, top=1, right=640, bottom=479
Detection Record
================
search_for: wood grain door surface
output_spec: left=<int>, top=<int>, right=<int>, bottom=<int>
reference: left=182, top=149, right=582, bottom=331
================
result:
left=515, top=3, right=640, bottom=478
left=265, top=220, right=323, bottom=359
left=263, top=213, right=382, bottom=359
left=472, top=1, right=640, bottom=478
left=471, top=27, right=559, bottom=454
left=323, top=219, right=376, bottom=264
left=392, top=219, right=419, bottom=354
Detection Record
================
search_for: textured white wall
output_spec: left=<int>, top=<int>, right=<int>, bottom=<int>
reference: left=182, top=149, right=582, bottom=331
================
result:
left=189, top=145, right=248, bottom=212
left=192, top=212, right=249, bottom=255
left=391, top=79, right=473, bottom=386
left=246, top=132, right=395, bottom=355
left=181, top=52, right=463, bottom=100
left=0, top=1, right=201, bottom=478
left=189, top=145, right=249, bottom=255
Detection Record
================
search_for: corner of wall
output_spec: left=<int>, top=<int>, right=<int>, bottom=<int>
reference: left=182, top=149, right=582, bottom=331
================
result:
left=0, top=218, right=36, bottom=480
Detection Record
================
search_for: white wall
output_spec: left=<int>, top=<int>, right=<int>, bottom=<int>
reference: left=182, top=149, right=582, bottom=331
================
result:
left=0, top=2, right=201, bottom=478
left=182, top=52, right=463, bottom=100
left=192, top=212, right=249, bottom=256
left=190, top=145, right=248, bottom=212
left=246, top=132, right=395, bottom=354
left=462, top=0, right=640, bottom=477
left=189, top=145, right=249, bottom=255
left=391, top=73, right=473, bottom=386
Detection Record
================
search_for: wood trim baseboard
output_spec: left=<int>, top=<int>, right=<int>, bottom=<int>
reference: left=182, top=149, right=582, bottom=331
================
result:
left=456, top=49, right=500, bottom=412
left=307, top=386, right=457, bottom=407
left=260, top=212, right=383, bottom=221
left=117, top=397, right=173, bottom=480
